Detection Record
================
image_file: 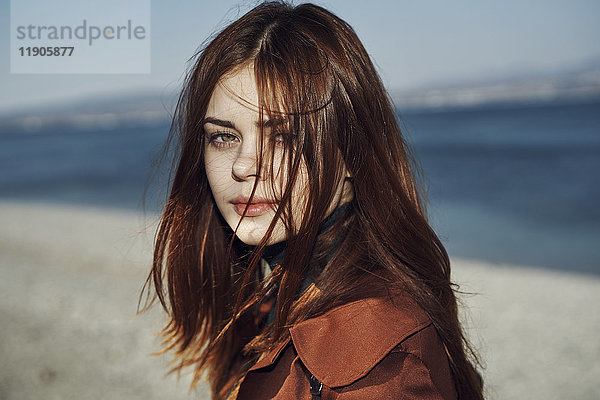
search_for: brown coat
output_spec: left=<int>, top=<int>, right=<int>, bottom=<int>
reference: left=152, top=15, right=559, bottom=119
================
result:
left=235, top=294, right=457, bottom=399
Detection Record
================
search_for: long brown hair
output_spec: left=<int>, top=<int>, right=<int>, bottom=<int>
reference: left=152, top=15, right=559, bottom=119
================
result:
left=139, top=2, right=484, bottom=399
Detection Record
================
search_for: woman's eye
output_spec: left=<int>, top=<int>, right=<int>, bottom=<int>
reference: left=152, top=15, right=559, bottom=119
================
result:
left=273, top=133, right=284, bottom=145
left=272, top=131, right=292, bottom=147
left=207, top=132, right=239, bottom=148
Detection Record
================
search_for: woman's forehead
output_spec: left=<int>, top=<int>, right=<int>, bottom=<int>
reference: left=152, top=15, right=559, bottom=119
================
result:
left=206, top=65, right=289, bottom=129
left=208, top=65, right=259, bottom=115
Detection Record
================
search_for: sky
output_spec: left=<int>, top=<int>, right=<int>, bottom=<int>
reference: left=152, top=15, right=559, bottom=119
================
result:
left=1, top=0, right=599, bottom=113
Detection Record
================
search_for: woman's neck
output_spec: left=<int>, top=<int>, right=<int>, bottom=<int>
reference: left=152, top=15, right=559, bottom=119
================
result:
left=261, top=201, right=352, bottom=271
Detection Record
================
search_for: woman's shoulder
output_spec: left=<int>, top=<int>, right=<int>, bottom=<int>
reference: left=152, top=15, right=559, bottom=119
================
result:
left=289, top=294, right=431, bottom=386
left=237, top=293, right=457, bottom=399
left=289, top=294, right=457, bottom=398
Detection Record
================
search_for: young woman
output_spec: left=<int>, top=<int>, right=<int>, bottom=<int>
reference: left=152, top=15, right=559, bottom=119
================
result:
left=140, top=2, right=484, bottom=399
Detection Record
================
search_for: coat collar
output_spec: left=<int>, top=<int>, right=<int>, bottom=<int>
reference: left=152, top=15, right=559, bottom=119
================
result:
left=247, top=294, right=432, bottom=388
left=247, top=337, right=292, bottom=372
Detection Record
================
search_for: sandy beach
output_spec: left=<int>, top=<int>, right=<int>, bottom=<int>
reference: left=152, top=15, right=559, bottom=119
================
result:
left=0, top=200, right=598, bottom=400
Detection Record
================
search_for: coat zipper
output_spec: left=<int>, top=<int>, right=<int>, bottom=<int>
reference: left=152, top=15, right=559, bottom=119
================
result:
left=309, top=374, right=323, bottom=400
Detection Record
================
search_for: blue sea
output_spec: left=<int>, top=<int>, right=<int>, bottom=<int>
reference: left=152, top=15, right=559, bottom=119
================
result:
left=1, top=100, right=598, bottom=274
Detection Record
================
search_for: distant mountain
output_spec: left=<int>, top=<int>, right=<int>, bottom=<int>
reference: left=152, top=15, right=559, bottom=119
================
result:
left=391, top=63, right=600, bottom=111
left=0, top=89, right=177, bottom=133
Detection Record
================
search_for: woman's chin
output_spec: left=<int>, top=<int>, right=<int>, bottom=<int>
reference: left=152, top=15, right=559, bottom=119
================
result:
left=234, top=226, right=286, bottom=247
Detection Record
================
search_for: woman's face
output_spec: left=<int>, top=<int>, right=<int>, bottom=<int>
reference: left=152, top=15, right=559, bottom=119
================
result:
left=203, top=64, right=352, bottom=245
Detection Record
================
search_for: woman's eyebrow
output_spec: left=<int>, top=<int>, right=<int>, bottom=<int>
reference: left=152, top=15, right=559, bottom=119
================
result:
left=256, top=117, right=286, bottom=128
left=202, top=117, right=236, bottom=129
left=202, top=117, right=286, bottom=129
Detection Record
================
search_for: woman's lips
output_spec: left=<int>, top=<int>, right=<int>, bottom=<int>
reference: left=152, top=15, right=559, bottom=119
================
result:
left=233, top=202, right=274, bottom=217
left=231, top=195, right=276, bottom=217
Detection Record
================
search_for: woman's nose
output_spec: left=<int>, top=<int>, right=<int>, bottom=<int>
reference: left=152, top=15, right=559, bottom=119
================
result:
left=231, top=142, right=261, bottom=182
